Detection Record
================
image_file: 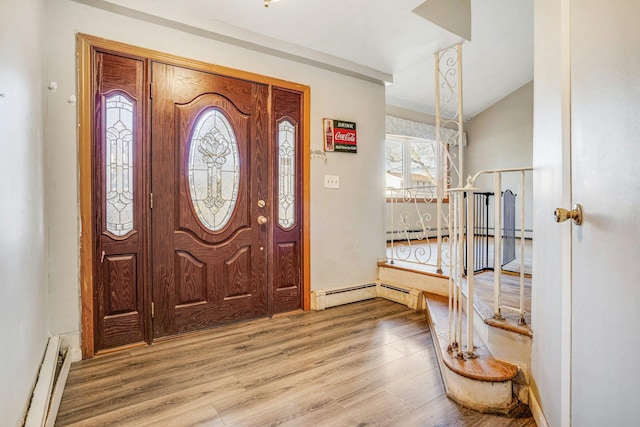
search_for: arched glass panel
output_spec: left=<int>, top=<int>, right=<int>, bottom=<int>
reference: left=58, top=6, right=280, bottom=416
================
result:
left=278, top=119, right=296, bottom=228
left=188, top=109, right=240, bottom=231
left=105, top=93, right=134, bottom=236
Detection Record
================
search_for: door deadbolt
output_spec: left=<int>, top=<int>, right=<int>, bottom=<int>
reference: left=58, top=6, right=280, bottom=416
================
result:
left=257, top=200, right=266, bottom=208
left=554, top=204, right=583, bottom=225
left=257, top=215, right=268, bottom=225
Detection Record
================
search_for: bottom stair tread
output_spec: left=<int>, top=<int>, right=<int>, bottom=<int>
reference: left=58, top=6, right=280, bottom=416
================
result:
left=424, top=292, right=518, bottom=383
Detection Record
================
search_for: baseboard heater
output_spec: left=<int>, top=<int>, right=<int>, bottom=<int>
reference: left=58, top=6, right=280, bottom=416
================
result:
left=312, top=282, right=422, bottom=311
left=24, top=336, right=72, bottom=427
left=312, top=283, right=377, bottom=310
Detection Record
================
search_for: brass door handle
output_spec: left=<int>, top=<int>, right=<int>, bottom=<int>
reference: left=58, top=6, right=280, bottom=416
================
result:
left=257, top=215, right=268, bottom=225
left=554, top=204, right=583, bottom=225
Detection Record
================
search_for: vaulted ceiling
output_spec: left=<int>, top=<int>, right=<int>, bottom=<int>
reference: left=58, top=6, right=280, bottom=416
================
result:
left=91, top=0, right=533, bottom=118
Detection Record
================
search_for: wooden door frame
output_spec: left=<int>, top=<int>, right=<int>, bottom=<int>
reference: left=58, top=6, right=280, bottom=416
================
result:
left=78, top=33, right=311, bottom=359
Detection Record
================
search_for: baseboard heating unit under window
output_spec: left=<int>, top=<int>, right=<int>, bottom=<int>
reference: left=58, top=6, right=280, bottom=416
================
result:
left=312, top=282, right=422, bottom=310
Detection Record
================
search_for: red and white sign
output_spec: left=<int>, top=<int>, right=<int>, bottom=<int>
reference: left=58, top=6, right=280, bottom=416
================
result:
left=323, top=118, right=357, bottom=153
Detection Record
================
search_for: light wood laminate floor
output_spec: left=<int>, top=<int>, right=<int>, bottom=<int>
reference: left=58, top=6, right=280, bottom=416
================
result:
left=56, top=299, right=535, bottom=426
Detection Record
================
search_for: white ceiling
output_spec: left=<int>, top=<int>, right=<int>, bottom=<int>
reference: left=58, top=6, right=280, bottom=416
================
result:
left=95, top=0, right=533, bottom=119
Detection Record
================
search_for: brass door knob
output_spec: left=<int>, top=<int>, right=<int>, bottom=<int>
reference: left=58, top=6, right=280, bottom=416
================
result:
left=257, top=215, right=268, bottom=225
left=554, top=204, right=583, bottom=225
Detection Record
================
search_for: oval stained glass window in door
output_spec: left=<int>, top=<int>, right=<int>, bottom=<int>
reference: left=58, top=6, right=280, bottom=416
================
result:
left=188, top=109, right=240, bottom=231
left=105, top=93, right=134, bottom=236
left=278, top=119, right=296, bottom=228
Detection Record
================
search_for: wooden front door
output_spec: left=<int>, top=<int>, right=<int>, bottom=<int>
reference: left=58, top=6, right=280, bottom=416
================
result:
left=86, top=38, right=307, bottom=355
left=151, top=63, right=269, bottom=338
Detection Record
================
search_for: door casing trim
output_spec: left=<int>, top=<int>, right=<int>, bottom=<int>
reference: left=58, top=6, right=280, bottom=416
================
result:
left=78, top=33, right=311, bottom=359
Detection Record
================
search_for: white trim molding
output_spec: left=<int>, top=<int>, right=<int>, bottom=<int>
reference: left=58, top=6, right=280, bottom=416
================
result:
left=529, top=389, right=550, bottom=427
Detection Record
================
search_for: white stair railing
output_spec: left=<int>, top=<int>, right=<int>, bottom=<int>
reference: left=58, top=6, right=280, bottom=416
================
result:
left=432, top=39, right=533, bottom=364
left=447, top=182, right=479, bottom=358
left=434, top=42, right=467, bottom=356
left=468, top=168, right=533, bottom=325
left=387, top=185, right=444, bottom=269
left=447, top=167, right=532, bottom=359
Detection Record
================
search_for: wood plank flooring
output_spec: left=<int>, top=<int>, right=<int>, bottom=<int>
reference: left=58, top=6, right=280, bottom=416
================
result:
left=56, top=299, right=535, bottom=426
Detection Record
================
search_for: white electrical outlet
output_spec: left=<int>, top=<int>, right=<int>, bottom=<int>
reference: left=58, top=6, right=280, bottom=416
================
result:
left=324, top=175, right=340, bottom=189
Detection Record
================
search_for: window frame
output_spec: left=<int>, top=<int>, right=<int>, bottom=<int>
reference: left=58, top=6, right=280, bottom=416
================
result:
left=385, top=134, right=449, bottom=203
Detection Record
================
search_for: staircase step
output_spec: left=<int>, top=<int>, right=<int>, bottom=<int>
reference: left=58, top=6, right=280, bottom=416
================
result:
left=484, top=317, right=533, bottom=338
left=471, top=291, right=533, bottom=337
left=378, top=259, right=448, bottom=279
left=424, top=292, right=520, bottom=413
left=470, top=274, right=533, bottom=338
left=377, top=262, right=449, bottom=297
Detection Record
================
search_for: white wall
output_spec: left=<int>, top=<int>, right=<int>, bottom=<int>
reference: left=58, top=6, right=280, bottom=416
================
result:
left=531, top=1, right=565, bottom=425
left=464, top=81, right=533, bottom=233
left=0, top=0, right=50, bottom=424
left=45, top=0, right=386, bottom=341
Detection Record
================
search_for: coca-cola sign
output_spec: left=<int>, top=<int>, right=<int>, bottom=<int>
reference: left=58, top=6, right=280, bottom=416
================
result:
left=323, top=118, right=357, bottom=153
left=335, top=131, right=356, bottom=142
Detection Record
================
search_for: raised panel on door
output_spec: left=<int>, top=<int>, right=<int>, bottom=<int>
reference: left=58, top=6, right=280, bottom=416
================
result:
left=271, top=87, right=304, bottom=313
left=174, top=251, right=207, bottom=305
left=570, top=1, right=640, bottom=424
left=151, top=63, right=269, bottom=337
left=93, top=51, right=148, bottom=351
left=104, top=254, right=137, bottom=314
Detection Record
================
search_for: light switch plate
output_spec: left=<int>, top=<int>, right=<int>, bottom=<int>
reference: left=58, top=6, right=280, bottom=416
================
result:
left=324, top=175, right=340, bottom=189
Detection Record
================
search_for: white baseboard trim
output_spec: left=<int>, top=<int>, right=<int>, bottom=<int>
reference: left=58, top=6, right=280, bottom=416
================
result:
left=529, top=389, right=549, bottom=427
left=45, top=348, right=72, bottom=427
left=23, top=335, right=75, bottom=427
left=24, top=336, right=60, bottom=427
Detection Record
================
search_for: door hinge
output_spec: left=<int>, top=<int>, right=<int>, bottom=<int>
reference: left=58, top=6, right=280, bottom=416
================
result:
left=151, top=302, right=155, bottom=318
left=149, top=82, right=153, bottom=99
left=150, top=193, right=153, bottom=209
